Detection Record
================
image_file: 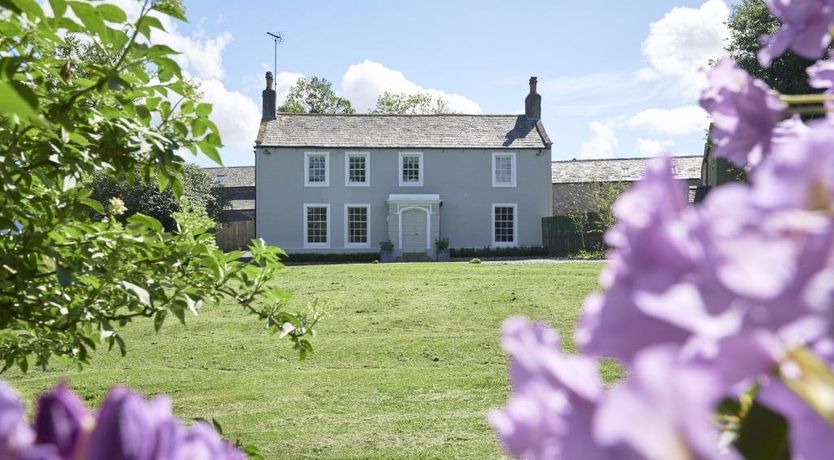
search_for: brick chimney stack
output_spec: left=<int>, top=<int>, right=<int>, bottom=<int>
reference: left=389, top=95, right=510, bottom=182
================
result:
left=525, top=76, right=541, bottom=120
left=262, top=71, right=276, bottom=121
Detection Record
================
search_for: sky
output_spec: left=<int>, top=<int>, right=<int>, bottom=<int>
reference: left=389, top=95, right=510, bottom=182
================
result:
left=151, top=0, right=739, bottom=166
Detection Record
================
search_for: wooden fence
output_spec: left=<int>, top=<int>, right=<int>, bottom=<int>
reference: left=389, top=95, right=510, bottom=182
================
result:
left=541, top=214, right=605, bottom=256
left=216, top=220, right=255, bottom=252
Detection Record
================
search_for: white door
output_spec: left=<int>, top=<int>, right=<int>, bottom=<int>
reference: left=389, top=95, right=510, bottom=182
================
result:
left=401, top=209, right=427, bottom=252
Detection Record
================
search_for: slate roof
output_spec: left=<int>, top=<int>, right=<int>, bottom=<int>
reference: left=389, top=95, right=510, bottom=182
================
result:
left=256, top=113, right=551, bottom=150
left=204, top=166, right=255, bottom=188
left=551, top=156, right=702, bottom=184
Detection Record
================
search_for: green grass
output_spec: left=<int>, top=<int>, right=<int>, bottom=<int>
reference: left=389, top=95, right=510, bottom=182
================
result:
left=6, top=262, right=611, bottom=459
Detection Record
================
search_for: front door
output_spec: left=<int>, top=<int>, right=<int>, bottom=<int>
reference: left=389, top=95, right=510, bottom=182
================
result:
left=401, top=209, right=427, bottom=252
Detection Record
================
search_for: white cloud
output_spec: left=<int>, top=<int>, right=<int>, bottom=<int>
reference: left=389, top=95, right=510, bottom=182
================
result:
left=639, top=0, right=729, bottom=93
left=195, top=79, right=260, bottom=149
left=581, top=121, right=619, bottom=159
left=636, top=138, right=675, bottom=156
left=627, top=105, right=710, bottom=136
left=340, top=60, right=480, bottom=113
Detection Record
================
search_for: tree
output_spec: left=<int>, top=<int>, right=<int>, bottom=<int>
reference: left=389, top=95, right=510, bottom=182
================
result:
left=0, top=0, right=318, bottom=371
left=371, top=91, right=456, bottom=115
left=278, top=76, right=354, bottom=114
left=726, top=0, right=821, bottom=94
left=87, top=164, right=227, bottom=231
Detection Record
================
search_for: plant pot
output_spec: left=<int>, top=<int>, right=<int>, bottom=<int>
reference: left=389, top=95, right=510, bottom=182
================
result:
left=380, top=250, right=395, bottom=263
left=436, top=250, right=450, bottom=262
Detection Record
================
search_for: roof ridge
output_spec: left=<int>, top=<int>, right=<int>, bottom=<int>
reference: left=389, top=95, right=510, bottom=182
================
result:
left=274, top=112, right=523, bottom=118
left=551, top=155, right=701, bottom=163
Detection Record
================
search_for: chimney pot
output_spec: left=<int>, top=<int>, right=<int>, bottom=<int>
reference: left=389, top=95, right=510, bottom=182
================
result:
left=262, top=71, right=277, bottom=121
left=525, top=75, right=542, bottom=120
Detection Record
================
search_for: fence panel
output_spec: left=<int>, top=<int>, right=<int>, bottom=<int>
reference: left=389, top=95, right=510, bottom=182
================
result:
left=541, top=214, right=605, bottom=256
left=216, top=220, right=255, bottom=252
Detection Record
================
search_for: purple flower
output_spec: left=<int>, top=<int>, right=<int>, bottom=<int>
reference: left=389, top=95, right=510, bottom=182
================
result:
left=0, top=381, right=35, bottom=457
left=170, top=422, right=229, bottom=459
left=594, top=346, right=739, bottom=460
left=759, top=0, right=834, bottom=67
left=700, top=60, right=788, bottom=167
left=34, top=383, right=93, bottom=459
left=85, top=387, right=174, bottom=460
left=490, top=318, right=637, bottom=459
left=13, top=445, right=62, bottom=460
left=808, top=59, right=834, bottom=90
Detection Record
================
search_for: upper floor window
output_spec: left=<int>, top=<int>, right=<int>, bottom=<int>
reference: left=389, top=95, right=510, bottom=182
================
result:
left=345, top=152, right=370, bottom=187
left=492, top=152, right=516, bottom=187
left=399, top=152, right=423, bottom=187
left=304, top=152, right=329, bottom=187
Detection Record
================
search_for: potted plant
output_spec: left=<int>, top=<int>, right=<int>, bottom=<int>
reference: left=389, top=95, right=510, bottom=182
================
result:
left=379, top=240, right=395, bottom=263
left=435, top=238, right=450, bottom=262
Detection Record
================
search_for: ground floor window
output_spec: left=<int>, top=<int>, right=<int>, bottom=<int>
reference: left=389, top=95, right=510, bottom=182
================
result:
left=304, top=204, right=329, bottom=248
left=492, top=204, right=517, bottom=247
left=345, top=205, right=370, bottom=248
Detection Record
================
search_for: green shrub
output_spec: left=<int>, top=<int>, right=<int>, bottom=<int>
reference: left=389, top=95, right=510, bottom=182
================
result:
left=379, top=240, right=394, bottom=251
left=450, top=246, right=548, bottom=259
left=285, top=253, right=379, bottom=264
left=435, top=238, right=450, bottom=251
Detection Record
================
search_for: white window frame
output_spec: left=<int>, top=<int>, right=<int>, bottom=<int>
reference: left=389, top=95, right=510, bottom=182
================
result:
left=303, top=203, right=330, bottom=249
left=304, top=151, right=329, bottom=187
left=492, top=152, right=517, bottom=187
left=398, top=151, right=424, bottom=187
left=491, top=203, right=518, bottom=248
left=344, top=152, right=370, bottom=187
left=344, top=204, right=371, bottom=249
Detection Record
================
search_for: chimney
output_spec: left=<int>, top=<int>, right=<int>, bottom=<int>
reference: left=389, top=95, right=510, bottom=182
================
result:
left=262, top=71, right=276, bottom=121
left=525, top=76, right=541, bottom=120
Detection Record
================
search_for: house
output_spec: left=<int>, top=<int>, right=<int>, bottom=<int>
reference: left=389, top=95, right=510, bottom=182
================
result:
left=550, top=156, right=702, bottom=215
left=203, top=166, right=255, bottom=223
left=253, top=72, right=552, bottom=259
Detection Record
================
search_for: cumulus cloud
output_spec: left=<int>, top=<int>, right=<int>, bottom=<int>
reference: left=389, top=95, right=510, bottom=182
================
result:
left=627, top=105, right=710, bottom=136
left=639, top=0, right=729, bottom=93
left=340, top=60, right=480, bottom=113
left=636, top=138, right=675, bottom=156
left=581, top=121, right=619, bottom=159
left=194, top=79, right=260, bottom=149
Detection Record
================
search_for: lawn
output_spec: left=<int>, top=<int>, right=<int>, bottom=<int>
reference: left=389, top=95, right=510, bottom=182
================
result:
left=6, top=262, right=610, bottom=459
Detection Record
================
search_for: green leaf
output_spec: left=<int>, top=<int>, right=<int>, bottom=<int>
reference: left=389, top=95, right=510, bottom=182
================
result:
left=7, top=0, right=43, bottom=19
left=153, top=310, right=166, bottom=332
left=79, top=197, right=105, bottom=215
left=69, top=1, right=105, bottom=38
left=151, top=0, right=187, bottom=22
left=96, top=3, right=126, bottom=23
left=48, top=0, right=67, bottom=18
left=734, top=400, right=790, bottom=460
left=120, top=281, right=150, bottom=306
left=196, top=102, right=212, bottom=117
left=127, top=213, right=164, bottom=232
left=56, top=265, right=73, bottom=287
left=0, top=81, right=42, bottom=124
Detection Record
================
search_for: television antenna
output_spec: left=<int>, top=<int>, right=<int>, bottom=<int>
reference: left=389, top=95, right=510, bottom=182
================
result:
left=266, top=32, right=284, bottom=80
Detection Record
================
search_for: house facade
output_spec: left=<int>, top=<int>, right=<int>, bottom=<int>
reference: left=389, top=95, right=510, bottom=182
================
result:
left=254, top=73, right=552, bottom=259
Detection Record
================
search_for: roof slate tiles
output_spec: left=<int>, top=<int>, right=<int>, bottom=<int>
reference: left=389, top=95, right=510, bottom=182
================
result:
left=551, top=156, right=702, bottom=183
left=256, top=113, right=551, bottom=150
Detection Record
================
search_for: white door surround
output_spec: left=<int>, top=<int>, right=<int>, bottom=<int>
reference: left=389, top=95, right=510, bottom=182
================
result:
left=386, top=194, right=441, bottom=252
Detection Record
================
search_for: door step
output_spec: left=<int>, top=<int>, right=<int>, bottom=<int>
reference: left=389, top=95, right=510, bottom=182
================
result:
left=398, top=252, right=432, bottom=262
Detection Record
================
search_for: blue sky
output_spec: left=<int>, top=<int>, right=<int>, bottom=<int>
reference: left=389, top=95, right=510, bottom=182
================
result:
left=161, top=0, right=738, bottom=166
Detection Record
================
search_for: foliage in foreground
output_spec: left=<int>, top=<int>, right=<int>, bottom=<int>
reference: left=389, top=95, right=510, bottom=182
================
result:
left=492, top=2, right=834, bottom=458
left=0, top=0, right=318, bottom=372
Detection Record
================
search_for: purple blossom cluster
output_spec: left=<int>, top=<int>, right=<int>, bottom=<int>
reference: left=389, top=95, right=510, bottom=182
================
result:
left=492, top=1, right=834, bottom=458
left=0, top=381, right=245, bottom=460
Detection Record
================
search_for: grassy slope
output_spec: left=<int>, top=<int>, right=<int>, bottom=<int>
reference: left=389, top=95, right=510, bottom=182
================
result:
left=6, top=262, right=610, bottom=459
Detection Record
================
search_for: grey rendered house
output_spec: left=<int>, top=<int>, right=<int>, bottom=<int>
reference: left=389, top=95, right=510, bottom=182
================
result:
left=254, top=73, right=552, bottom=260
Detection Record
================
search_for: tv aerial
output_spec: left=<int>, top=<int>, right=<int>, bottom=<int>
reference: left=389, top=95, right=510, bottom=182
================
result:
left=266, top=32, right=284, bottom=78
